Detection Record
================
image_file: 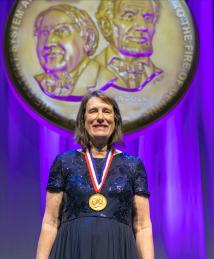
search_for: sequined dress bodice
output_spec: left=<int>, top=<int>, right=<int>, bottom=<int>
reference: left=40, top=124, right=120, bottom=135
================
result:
left=47, top=150, right=150, bottom=227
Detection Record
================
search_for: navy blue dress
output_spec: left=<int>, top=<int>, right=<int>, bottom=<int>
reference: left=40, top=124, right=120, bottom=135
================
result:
left=47, top=150, right=150, bottom=259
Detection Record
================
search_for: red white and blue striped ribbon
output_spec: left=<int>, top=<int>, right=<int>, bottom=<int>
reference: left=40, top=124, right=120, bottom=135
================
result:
left=84, top=148, right=114, bottom=193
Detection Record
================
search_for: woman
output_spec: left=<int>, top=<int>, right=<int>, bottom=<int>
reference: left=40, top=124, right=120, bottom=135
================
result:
left=36, top=91, right=154, bottom=259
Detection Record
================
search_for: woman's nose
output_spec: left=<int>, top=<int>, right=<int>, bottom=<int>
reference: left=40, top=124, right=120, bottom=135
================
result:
left=97, top=111, right=104, bottom=122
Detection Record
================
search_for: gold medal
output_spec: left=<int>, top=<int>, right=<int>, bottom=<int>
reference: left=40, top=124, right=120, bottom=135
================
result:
left=89, top=193, right=107, bottom=211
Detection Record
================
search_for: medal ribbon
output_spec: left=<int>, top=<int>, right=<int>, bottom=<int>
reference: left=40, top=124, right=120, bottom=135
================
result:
left=84, top=148, right=114, bottom=193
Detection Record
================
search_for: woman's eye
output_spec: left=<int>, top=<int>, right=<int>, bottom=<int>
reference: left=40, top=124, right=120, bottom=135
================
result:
left=104, top=109, right=112, bottom=114
left=88, top=109, right=97, bottom=113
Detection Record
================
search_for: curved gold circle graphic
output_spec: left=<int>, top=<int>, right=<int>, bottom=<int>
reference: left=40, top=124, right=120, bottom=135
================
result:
left=4, top=0, right=198, bottom=133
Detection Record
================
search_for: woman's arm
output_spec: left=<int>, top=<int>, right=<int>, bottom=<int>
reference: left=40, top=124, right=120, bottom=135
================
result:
left=133, top=195, right=154, bottom=259
left=36, top=191, right=63, bottom=259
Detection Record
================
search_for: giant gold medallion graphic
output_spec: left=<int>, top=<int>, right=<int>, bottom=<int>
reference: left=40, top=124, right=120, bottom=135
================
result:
left=5, top=0, right=197, bottom=133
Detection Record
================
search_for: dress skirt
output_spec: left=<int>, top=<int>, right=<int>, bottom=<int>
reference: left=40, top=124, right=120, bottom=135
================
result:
left=49, top=217, right=141, bottom=259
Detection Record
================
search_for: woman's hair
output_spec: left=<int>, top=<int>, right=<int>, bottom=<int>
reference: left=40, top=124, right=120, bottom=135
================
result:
left=75, top=91, right=123, bottom=147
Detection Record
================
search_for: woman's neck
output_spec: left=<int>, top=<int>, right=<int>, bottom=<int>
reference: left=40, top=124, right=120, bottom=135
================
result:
left=90, top=144, right=109, bottom=158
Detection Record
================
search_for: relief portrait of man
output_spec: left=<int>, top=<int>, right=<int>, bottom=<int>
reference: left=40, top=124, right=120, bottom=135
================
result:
left=34, top=4, right=115, bottom=97
left=95, top=0, right=163, bottom=90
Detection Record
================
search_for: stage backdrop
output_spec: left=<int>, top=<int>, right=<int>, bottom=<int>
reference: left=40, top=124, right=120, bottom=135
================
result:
left=0, top=1, right=213, bottom=259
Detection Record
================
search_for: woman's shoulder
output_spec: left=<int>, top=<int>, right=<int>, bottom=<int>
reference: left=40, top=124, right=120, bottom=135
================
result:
left=55, top=149, right=83, bottom=162
left=114, top=150, right=141, bottom=164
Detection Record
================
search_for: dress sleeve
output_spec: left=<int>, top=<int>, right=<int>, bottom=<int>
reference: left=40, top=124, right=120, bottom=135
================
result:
left=133, top=158, right=150, bottom=197
left=46, top=155, right=65, bottom=192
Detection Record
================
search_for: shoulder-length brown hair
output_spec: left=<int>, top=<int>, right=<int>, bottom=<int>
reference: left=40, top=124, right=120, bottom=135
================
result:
left=75, top=91, right=123, bottom=148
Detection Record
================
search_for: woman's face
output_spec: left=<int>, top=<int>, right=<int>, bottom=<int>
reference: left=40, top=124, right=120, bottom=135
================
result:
left=84, top=97, right=115, bottom=143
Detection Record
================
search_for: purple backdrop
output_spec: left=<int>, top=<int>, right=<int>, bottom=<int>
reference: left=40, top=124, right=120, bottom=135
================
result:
left=0, top=1, right=213, bottom=259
